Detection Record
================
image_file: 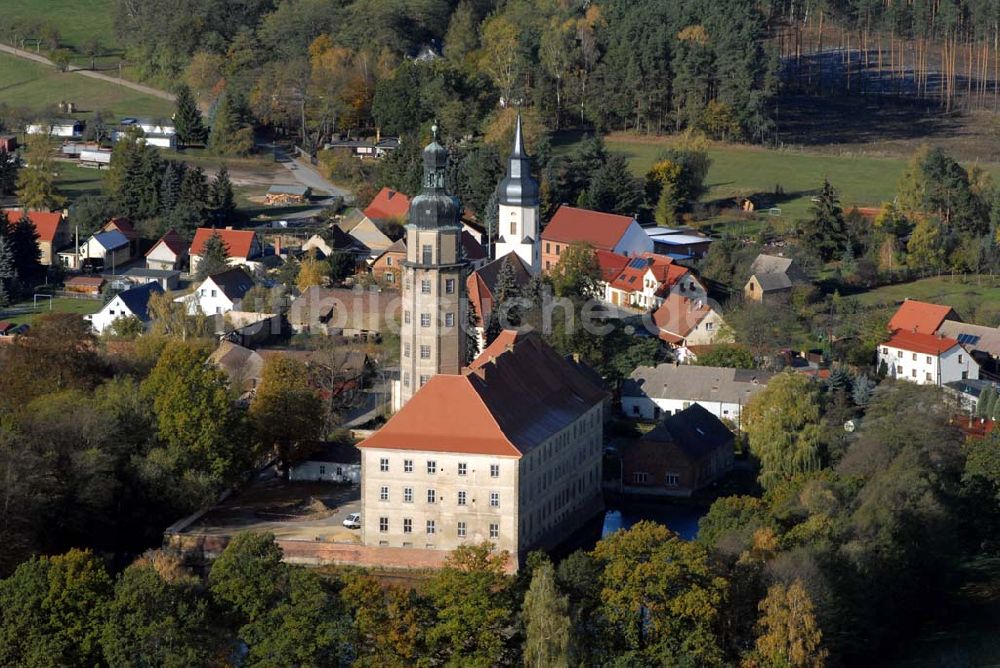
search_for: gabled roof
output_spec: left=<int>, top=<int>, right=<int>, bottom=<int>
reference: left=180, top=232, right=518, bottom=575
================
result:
left=595, top=250, right=630, bottom=282
left=884, top=330, right=961, bottom=356
left=542, top=205, right=636, bottom=250
left=888, top=299, right=959, bottom=335
left=102, top=217, right=137, bottom=241
left=653, top=294, right=713, bottom=340
left=608, top=253, right=688, bottom=293
left=466, top=253, right=533, bottom=324
left=208, top=340, right=264, bottom=383
left=468, top=330, right=520, bottom=369
left=640, top=403, right=734, bottom=461
left=461, top=230, right=487, bottom=261
left=360, top=333, right=605, bottom=457
left=3, top=210, right=64, bottom=243
left=363, top=187, right=410, bottom=220
left=937, top=320, right=1000, bottom=356
left=146, top=228, right=187, bottom=257
left=115, top=282, right=164, bottom=322
left=325, top=226, right=370, bottom=254
left=190, top=228, right=258, bottom=259
left=205, top=268, right=254, bottom=301
left=622, top=363, right=775, bottom=405
left=747, top=253, right=807, bottom=292
left=92, top=230, right=129, bottom=251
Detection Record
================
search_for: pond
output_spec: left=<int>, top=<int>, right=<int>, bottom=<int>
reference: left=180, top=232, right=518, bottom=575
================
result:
left=602, top=501, right=708, bottom=541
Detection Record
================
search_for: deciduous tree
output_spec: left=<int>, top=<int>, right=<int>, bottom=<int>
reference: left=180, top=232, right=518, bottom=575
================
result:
left=15, top=134, right=65, bottom=211
left=249, top=356, right=324, bottom=472
left=753, top=580, right=828, bottom=668
left=522, top=562, right=572, bottom=668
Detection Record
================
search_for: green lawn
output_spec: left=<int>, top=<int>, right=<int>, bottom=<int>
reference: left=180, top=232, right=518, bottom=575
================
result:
left=0, top=52, right=172, bottom=120
left=1, top=296, right=102, bottom=326
left=853, top=275, right=1000, bottom=323
left=595, top=134, right=1000, bottom=223
left=4, top=0, right=116, bottom=53
left=54, top=160, right=106, bottom=203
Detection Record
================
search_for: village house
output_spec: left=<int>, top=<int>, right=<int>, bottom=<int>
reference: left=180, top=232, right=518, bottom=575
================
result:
left=603, top=253, right=706, bottom=310
left=338, top=210, right=397, bottom=258
left=541, top=206, right=653, bottom=272
left=58, top=229, right=130, bottom=271
left=888, top=299, right=961, bottom=335
left=145, top=229, right=188, bottom=271
left=101, top=217, right=139, bottom=258
left=595, top=250, right=630, bottom=289
left=189, top=228, right=264, bottom=275
left=27, top=119, right=83, bottom=138
left=3, top=210, right=70, bottom=266
left=122, top=267, right=181, bottom=291
left=652, top=294, right=731, bottom=361
left=301, top=228, right=371, bottom=268
left=289, top=441, right=362, bottom=484
left=177, top=267, right=254, bottom=316
left=371, top=239, right=406, bottom=287
left=944, top=378, right=1000, bottom=414
left=644, top=227, right=713, bottom=260
left=63, top=275, right=105, bottom=295
left=467, top=253, right=533, bottom=348
left=937, top=320, right=1000, bottom=379
left=743, top=254, right=809, bottom=303
left=324, top=135, right=400, bottom=160
left=358, top=332, right=606, bottom=567
left=86, top=282, right=163, bottom=335
left=621, top=403, right=734, bottom=497
left=287, top=286, right=398, bottom=339
left=208, top=340, right=265, bottom=395
left=462, top=231, right=489, bottom=270
left=622, top=363, right=775, bottom=428
left=877, top=329, right=979, bottom=386
left=363, top=187, right=411, bottom=221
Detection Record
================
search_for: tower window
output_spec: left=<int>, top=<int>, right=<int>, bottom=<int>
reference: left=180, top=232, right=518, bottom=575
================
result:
left=422, top=245, right=432, bottom=264
left=419, top=374, right=429, bottom=386
left=404, top=342, right=411, bottom=358
left=510, top=221, right=517, bottom=235
left=403, top=372, right=410, bottom=387
left=421, top=279, right=431, bottom=294
left=445, top=279, right=455, bottom=293
left=420, top=345, right=430, bottom=359
left=404, top=310, right=411, bottom=324
left=445, top=312, right=454, bottom=327
left=420, top=313, right=431, bottom=327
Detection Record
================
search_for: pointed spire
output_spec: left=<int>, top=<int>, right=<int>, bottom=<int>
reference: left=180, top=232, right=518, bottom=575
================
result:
left=512, top=112, right=525, bottom=158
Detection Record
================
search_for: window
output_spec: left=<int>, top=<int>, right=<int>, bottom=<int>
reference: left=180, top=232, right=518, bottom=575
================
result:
left=319, top=465, right=326, bottom=475
left=427, top=460, right=437, bottom=474
left=379, top=486, right=389, bottom=501
left=403, top=518, right=412, bottom=533
left=896, top=350, right=902, bottom=358
left=490, top=464, right=500, bottom=478
left=403, top=342, right=411, bottom=358
left=445, top=278, right=455, bottom=293
left=386, top=256, right=393, bottom=266
left=404, top=459, right=413, bottom=473
left=421, top=279, right=431, bottom=294
left=489, top=523, right=499, bottom=539
left=458, top=462, right=467, bottom=476
left=422, top=245, right=432, bottom=264
left=336, top=466, right=342, bottom=476
left=420, top=313, right=431, bottom=327
left=632, top=405, right=640, bottom=416
left=211, top=289, right=217, bottom=298
left=379, top=517, right=388, bottom=533
left=556, top=244, right=561, bottom=255
left=385, top=272, right=394, bottom=283
left=912, top=353, right=917, bottom=361
left=490, top=491, right=499, bottom=508
left=380, top=458, right=389, bottom=472
left=403, top=371, right=410, bottom=387
left=665, top=473, right=679, bottom=486
left=420, top=345, right=431, bottom=359
left=959, top=354, right=965, bottom=364
left=510, top=221, right=517, bottom=235
left=705, top=322, right=714, bottom=331
left=403, top=487, right=413, bottom=503
left=445, top=312, right=454, bottom=327
left=632, top=472, right=648, bottom=483
left=457, top=521, right=466, bottom=538
left=896, top=365, right=902, bottom=375
left=404, top=310, right=411, bottom=324
left=911, top=368, right=917, bottom=377
left=426, top=520, right=436, bottom=534
left=926, top=372, right=933, bottom=381
left=882, top=347, right=888, bottom=354
left=427, top=489, right=436, bottom=503
left=458, top=490, right=467, bottom=505
left=926, top=355, right=933, bottom=364
left=420, top=374, right=429, bottom=386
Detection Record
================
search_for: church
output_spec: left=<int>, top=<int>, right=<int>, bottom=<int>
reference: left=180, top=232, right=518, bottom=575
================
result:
left=365, top=120, right=606, bottom=569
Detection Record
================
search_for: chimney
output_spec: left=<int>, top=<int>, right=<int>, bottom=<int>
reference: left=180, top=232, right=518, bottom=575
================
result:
left=274, top=237, right=282, bottom=256
left=225, top=225, right=233, bottom=230
left=376, top=127, right=381, bottom=144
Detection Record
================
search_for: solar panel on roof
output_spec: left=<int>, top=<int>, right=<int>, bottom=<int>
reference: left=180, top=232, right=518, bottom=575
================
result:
left=957, top=333, right=981, bottom=345
left=627, top=258, right=646, bottom=269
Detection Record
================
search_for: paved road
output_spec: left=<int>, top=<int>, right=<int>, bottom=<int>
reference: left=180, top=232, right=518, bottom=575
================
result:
left=271, top=144, right=353, bottom=202
left=0, top=42, right=176, bottom=102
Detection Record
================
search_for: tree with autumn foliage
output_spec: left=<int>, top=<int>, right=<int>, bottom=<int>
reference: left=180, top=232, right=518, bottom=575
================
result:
left=751, top=580, right=828, bottom=668
left=249, top=356, right=324, bottom=474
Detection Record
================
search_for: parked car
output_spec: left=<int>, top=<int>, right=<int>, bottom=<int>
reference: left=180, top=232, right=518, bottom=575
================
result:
left=343, top=512, right=361, bottom=529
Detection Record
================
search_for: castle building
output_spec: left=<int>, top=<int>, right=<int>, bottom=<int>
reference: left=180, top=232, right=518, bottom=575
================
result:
left=393, top=127, right=469, bottom=409
left=494, top=114, right=541, bottom=274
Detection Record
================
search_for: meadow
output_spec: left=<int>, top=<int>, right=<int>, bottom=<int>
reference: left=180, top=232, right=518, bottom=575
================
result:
left=0, top=52, right=172, bottom=121
left=0, top=296, right=102, bottom=326
left=852, top=274, right=1000, bottom=324
left=4, top=0, right=116, bottom=56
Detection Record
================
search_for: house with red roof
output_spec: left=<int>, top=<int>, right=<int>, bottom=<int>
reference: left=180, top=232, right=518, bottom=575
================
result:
left=653, top=294, right=731, bottom=361
left=3, top=210, right=69, bottom=265
left=878, top=329, right=979, bottom=386
left=101, top=217, right=138, bottom=258
left=363, top=187, right=411, bottom=221
left=541, top=205, right=653, bottom=273
left=146, top=228, right=189, bottom=271
left=466, top=253, right=533, bottom=349
left=888, top=299, right=960, bottom=335
left=604, top=252, right=706, bottom=310
left=189, top=227, right=263, bottom=275
left=357, top=331, right=605, bottom=570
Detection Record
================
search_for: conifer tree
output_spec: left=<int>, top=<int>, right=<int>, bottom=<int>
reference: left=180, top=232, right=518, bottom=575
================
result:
left=464, top=295, right=481, bottom=364
left=209, top=92, right=253, bottom=156
left=803, top=179, right=847, bottom=262
left=0, top=234, right=15, bottom=306
left=174, top=84, right=206, bottom=146
left=9, top=214, right=41, bottom=284
left=160, top=161, right=183, bottom=213
left=196, top=231, right=230, bottom=279
left=210, top=164, right=236, bottom=223
left=493, top=256, right=522, bottom=329
left=0, top=150, right=18, bottom=198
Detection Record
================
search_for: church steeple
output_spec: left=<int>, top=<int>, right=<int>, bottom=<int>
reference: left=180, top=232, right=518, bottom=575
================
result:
left=410, top=124, right=461, bottom=230
left=498, top=114, right=539, bottom=207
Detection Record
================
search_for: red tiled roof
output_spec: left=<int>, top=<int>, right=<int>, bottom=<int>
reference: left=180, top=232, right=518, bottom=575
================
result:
left=146, top=228, right=187, bottom=257
left=542, top=206, right=635, bottom=250
left=0, top=322, right=14, bottom=334
left=3, top=210, right=63, bottom=243
left=885, top=329, right=960, bottom=355
left=594, top=250, right=629, bottom=282
left=609, top=253, right=688, bottom=294
left=361, top=333, right=605, bottom=457
left=65, top=276, right=106, bottom=288
left=466, top=253, right=532, bottom=324
left=888, top=299, right=958, bottom=335
left=190, top=228, right=257, bottom=259
left=363, top=187, right=410, bottom=220
left=653, top=294, right=711, bottom=340
left=102, top=217, right=137, bottom=241
left=468, top=330, right=520, bottom=369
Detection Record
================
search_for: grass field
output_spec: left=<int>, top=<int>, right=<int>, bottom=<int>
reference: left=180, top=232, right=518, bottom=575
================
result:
left=54, top=161, right=106, bottom=202
left=853, top=275, right=1000, bottom=323
left=0, top=52, right=172, bottom=120
left=4, top=0, right=115, bottom=52
left=1, top=296, right=102, bottom=326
